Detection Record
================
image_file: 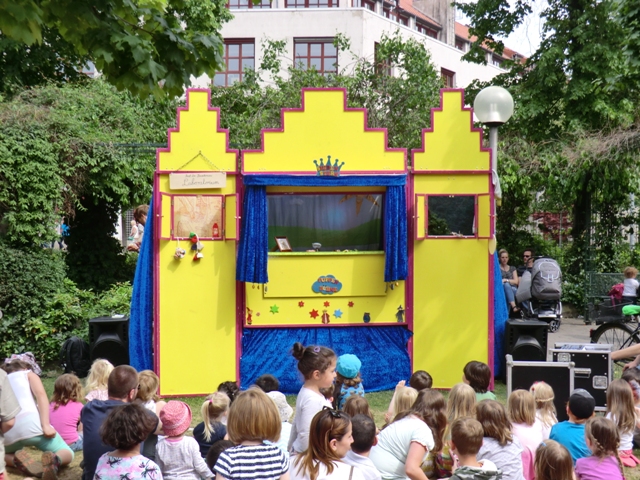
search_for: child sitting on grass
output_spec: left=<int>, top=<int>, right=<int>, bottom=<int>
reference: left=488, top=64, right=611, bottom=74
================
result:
left=549, top=388, right=595, bottom=463
left=450, top=417, right=501, bottom=480
left=463, top=361, right=496, bottom=401
left=49, top=373, right=84, bottom=452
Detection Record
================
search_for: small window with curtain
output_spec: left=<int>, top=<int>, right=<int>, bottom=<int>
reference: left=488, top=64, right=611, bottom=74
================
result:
left=426, top=195, right=476, bottom=237
left=267, top=193, right=384, bottom=251
left=441, top=68, right=455, bottom=88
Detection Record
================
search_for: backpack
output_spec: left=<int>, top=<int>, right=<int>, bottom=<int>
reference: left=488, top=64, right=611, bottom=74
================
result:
left=530, top=257, right=562, bottom=300
left=60, top=336, right=91, bottom=378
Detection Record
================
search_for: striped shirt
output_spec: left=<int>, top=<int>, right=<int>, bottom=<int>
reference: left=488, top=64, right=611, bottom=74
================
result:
left=214, top=444, right=289, bottom=480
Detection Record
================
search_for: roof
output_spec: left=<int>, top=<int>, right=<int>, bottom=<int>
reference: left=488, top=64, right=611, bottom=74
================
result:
left=455, top=22, right=527, bottom=63
left=397, top=0, right=441, bottom=29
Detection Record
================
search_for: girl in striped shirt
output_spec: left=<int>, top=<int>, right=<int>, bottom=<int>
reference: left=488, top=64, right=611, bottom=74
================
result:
left=214, top=388, right=290, bottom=480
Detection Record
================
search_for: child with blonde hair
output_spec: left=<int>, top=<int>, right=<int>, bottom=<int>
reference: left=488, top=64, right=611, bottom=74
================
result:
left=334, top=354, right=365, bottom=410
left=476, top=400, right=524, bottom=480
left=606, top=378, right=640, bottom=467
left=136, top=370, right=166, bottom=462
left=623, top=266, right=639, bottom=303
left=507, top=390, right=544, bottom=480
left=215, top=388, right=289, bottom=480
left=289, top=343, right=336, bottom=454
left=84, top=359, right=113, bottom=402
left=291, top=408, right=365, bottom=480
left=423, top=382, right=476, bottom=478
left=156, top=401, right=213, bottom=479
left=384, top=386, right=418, bottom=425
left=194, top=391, right=230, bottom=458
left=49, top=373, right=84, bottom=451
left=530, top=382, right=557, bottom=439
left=534, top=440, right=573, bottom=480
left=575, top=417, right=624, bottom=480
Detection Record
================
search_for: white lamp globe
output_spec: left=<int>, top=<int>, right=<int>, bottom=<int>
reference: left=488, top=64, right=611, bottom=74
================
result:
left=473, top=86, right=514, bottom=126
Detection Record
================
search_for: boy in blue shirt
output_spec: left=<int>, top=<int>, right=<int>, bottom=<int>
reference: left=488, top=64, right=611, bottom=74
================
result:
left=549, top=389, right=595, bottom=463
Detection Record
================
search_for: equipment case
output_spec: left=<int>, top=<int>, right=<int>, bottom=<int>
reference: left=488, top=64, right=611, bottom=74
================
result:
left=506, top=354, right=574, bottom=422
left=550, top=343, right=612, bottom=411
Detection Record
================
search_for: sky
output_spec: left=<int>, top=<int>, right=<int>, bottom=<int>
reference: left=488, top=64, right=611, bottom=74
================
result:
left=456, top=0, right=548, bottom=57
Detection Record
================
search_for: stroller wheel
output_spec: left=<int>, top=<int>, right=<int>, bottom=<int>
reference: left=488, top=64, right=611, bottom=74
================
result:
left=548, top=319, right=561, bottom=333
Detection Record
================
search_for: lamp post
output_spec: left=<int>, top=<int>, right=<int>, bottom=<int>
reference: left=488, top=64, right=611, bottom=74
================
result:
left=473, top=86, right=514, bottom=207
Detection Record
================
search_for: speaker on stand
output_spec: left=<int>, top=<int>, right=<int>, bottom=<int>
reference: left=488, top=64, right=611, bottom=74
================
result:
left=89, top=315, right=129, bottom=366
left=506, top=319, right=549, bottom=362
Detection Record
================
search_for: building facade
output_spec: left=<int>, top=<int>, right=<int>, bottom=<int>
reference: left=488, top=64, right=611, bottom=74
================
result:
left=192, top=0, right=523, bottom=89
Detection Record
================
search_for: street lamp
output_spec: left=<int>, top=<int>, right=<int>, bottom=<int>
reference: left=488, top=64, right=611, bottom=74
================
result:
left=473, top=86, right=514, bottom=206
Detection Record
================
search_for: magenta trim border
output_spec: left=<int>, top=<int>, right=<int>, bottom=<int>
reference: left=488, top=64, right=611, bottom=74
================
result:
left=155, top=88, right=239, bottom=173
left=243, top=322, right=406, bottom=329
left=241, top=88, right=407, bottom=175
left=411, top=88, right=491, bottom=173
left=406, top=180, right=415, bottom=371
left=153, top=173, right=161, bottom=381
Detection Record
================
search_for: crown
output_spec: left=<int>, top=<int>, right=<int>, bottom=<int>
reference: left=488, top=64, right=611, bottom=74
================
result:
left=314, top=155, right=345, bottom=177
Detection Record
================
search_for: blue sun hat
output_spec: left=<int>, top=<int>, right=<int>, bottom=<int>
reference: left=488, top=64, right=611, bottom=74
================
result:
left=337, top=354, right=362, bottom=379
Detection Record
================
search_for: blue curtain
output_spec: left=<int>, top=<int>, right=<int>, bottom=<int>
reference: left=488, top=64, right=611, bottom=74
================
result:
left=384, top=185, right=407, bottom=282
left=493, top=251, right=509, bottom=377
left=236, top=186, right=268, bottom=283
left=240, top=326, right=413, bottom=393
left=129, top=198, right=154, bottom=371
left=237, top=175, right=408, bottom=283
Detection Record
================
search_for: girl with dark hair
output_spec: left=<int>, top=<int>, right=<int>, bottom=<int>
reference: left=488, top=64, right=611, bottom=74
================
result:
left=291, top=408, right=364, bottom=480
left=370, top=389, right=447, bottom=480
left=288, top=343, right=337, bottom=454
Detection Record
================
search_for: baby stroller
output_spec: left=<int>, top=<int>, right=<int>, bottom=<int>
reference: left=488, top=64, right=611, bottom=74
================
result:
left=515, top=256, right=563, bottom=332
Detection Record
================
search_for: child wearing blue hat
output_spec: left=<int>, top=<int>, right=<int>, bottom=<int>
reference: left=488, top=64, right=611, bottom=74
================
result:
left=334, top=354, right=365, bottom=410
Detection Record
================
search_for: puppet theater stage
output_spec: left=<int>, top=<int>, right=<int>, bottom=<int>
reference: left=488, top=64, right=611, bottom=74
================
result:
left=129, top=88, right=509, bottom=395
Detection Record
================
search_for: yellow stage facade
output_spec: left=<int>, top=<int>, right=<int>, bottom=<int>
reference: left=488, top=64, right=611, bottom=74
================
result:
left=153, top=88, right=495, bottom=395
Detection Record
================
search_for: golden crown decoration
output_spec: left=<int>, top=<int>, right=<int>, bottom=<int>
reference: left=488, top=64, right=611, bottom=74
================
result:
left=314, top=155, right=345, bottom=177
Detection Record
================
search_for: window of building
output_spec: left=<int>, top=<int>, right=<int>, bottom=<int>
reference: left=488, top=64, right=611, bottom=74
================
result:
left=455, top=38, right=467, bottom=51
left=213, top=40, right=255, bottom=87
left=426, top=195, right=476, bottom=237
left=227, top=0, right=270, bottom=8
left=286, top=0, right=337, bottom=7
left=398, top=14, right=409, bottom=26
left=415, top=22, right=438, bottom=39
left=383, top=6, right=397, bottom=21
left=374, top=42, right=392, bottom=76
left=441, top=68, right=455, bottom=88
left=492, top=54, right=503, bottom=67
left=267, top=193, right=384, bottom=251
left=352, top=0, right=375, bottom=9
left=294, top=39, right=338, bottom=75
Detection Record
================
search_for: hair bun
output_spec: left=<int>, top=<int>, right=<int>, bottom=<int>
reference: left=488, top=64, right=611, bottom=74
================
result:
left=292, top=342, right=306, bottom=360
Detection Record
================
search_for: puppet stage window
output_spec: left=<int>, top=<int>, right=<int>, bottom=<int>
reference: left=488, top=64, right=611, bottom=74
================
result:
left=426, top=195, right=476, bottom=237
left=171, top=194, right=224, bottom=240
left=267, top=193, right=383, bottom=251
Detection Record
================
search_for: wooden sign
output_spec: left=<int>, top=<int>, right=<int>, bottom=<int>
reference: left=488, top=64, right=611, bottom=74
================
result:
left=169, top=172, right=226, bottom=190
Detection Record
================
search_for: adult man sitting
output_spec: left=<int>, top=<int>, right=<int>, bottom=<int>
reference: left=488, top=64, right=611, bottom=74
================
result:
left=516, top=249, right=535, bottom=278
left=81, top=365, right=159, bottom=480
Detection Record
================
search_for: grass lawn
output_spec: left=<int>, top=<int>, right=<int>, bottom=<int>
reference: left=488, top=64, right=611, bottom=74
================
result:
left=5, top=371, right=640, bottom=479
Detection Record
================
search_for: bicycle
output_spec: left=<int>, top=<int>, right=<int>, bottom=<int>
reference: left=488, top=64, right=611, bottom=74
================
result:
left=590, top=317, right=640, bottom=365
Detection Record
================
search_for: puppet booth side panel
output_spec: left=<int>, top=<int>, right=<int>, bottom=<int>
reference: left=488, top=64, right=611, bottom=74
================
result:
left=156, top=178, right=238, bottom=396
left=412, top=240, right=489, bottom=388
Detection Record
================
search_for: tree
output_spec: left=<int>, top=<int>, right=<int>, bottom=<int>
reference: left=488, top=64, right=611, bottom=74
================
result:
left=0, top=0, right=232, bottom=97
left=457, top=0, right=640, bottom=287
left=0, top=79, right=177, bottom=288
left=210, top=33, right=443, bottom=151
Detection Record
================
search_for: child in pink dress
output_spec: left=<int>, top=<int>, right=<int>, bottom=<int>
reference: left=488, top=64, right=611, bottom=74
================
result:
left=49, top=374, right=84, bottom=451
left=575, top=417, right=624, bottom=480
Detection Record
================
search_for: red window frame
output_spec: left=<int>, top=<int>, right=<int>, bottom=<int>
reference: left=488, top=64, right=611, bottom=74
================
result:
left=286, top=0, right=338, bottom=7
left=213, top=40, right=255, bottom=87
left=294, top=39, right=338, bottom=75
left=351, top=0, right=375, bottom=9
left=227, top=0, right=270, bottom=8
left=441, top=68, right=455, bottom=88
left=416, top=22, right=438, bottom=39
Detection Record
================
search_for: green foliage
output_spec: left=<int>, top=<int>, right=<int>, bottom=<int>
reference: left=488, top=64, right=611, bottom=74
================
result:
left=0, top=79, right=176, bottom=248
left=0, top=0, right=232, bottom=98
left=0, top=240, right=133, bottom=363
left=210, top=33, right=442, bottom=152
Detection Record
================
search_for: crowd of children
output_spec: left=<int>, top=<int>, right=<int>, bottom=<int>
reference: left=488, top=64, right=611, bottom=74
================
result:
left=1, top=346, right=639, bottom=480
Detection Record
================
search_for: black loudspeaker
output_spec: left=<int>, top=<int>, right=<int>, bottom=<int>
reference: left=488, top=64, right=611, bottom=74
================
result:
left=506, top=319, right=548, bottom=361
left=89, top=316, right=129, bottom=366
